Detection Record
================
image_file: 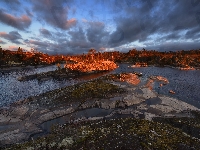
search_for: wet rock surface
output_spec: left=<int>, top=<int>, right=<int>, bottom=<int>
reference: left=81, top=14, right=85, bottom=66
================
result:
left=1, top=75, right=200, bottom=148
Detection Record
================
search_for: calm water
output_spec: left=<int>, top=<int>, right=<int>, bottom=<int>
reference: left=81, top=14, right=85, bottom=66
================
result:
left=0, top=65, right=110, bottom=108
left=0, top=63, right=200, bottom=108
left=114, top=64, right=200, bottom=108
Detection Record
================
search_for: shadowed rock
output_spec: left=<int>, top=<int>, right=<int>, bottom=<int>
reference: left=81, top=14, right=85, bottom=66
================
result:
left=145, top=97, right=162, bottom=105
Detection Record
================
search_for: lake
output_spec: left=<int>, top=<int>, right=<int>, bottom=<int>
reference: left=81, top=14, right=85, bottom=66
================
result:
left=0, top=63, right=200, bottom=108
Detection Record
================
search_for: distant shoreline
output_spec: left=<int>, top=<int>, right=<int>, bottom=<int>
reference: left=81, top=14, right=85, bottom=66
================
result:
left=127, top=63, right=200, bottom=70
left=0, top=65, right=51, bottom=72
left=0, top=63, right=66, bottom=72
left=1, top=62, right=200, bottom=72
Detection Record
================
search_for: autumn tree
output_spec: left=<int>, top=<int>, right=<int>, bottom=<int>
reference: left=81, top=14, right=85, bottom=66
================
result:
left=16, top=47, right=24, bottom=62
left=88, top=49, right=96, bottom=62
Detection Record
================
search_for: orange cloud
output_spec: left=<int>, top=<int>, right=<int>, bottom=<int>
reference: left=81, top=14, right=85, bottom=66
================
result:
left=0, top=32, right=7, bottom=36
left=8, top=45, right=18, bottom=50
left=64, top=18, right=77, bottom=29
left=0, top=10, right=31, bottom=30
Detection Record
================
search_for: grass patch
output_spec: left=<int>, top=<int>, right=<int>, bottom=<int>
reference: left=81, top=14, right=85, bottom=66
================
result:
left=53, top=79, right=126, bottom=105
left=153, top=110, right=200, bottom=139
left=5, top=117, right=200, bottom=150
left=26, top=78, right=126, bottom=108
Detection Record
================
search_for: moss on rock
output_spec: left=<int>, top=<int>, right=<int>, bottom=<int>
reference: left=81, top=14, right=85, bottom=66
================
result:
left=6, top=117, right=200, bottom=150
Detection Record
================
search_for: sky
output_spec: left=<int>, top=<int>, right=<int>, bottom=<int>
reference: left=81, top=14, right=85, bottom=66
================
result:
left=0, top=0, right=200, bottom=55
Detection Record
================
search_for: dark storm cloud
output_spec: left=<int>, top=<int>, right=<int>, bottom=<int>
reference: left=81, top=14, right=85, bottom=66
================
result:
left=56, top=21, right=111, bottom=54
left=109, top=0, right=163, bottom=46
left=66, top=27, right=91, bottom=53
left=26, top=20, right=111, bottom=55
left=0, top=9, right=31, bottom=31
left=86, top=21, right=109, bottom=44
left=159, top=32, right=182, bottom=41
left=68, top=27, right=86, bottom=42
left=39, top=28, right=52, bottom=37
left=24, top=38, right=67, bottom=54
left=185, top=26, right=200, bottom=38
left=0, top=31, right=22, bottom=44
left=5, top=0, right=198, bottom=54
left=75, top=23, right=110, bottom=52
left=108, top=27, right=125, bottom=47
left=144, top=41, right=200, bottom=52
left=109, top=0, right=200, bottom=51
left=31, top=0, right=77, bottom=30
left=24, top=39, right=58, bottom=54
left=28, top=40, right=49, bottom=47
left=25, top=8, right=33, bottom=17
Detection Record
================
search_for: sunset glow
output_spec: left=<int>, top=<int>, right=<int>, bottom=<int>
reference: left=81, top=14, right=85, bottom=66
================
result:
left=0, top=0, right=200, bottom=55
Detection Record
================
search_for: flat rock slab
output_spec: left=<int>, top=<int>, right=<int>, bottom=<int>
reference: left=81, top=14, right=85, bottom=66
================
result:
left=136, top=103, right=148, bottom=111
left=133, top=88, right=144, bottom=95
left=150, top=104, right=175, bottom=113
left=123, top=95, right=145, bottom=106
left=148, top=96, right=200, bottom=114
left=159, top=96, right=200, bottom=112
left=141, top=88, right=157, bottom=99
left=144, top=112, right=158, bottom=121
left=0, top=114, right=21, bottom=124
left=37, top=107, right=75, bottom=123
left=147, top=107, right=163, bottom=115
left=9, top=105, right=29, bottom=117
left=99, top=99, right=116, bottom=109
left=145, top=97, right=162, bottom=105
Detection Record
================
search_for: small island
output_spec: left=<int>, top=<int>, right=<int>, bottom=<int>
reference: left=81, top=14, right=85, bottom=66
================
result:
left=65, top=60, right=118, bottom=73
left=16, top=49, right=118, bottom=82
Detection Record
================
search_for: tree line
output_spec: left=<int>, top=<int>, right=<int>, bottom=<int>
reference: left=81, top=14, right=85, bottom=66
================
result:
left=1, top=46, right=200, bottom=68
left=0, top=46, right=64, bottom=67
left=69, top=48, right=200, bottom=68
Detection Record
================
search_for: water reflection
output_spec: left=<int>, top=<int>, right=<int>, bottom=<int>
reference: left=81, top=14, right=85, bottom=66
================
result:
left=0, top=65, right=111, bottom=107
left=41, top=108, right=113, bottom=133
left=29, top=108, right=113, bottom=140
left=77, top=71, right=110, bottom=81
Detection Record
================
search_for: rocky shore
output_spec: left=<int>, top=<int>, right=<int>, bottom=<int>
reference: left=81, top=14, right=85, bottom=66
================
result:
left=1, top=73, right=200, bottom=149
left=0, top=64, right=54, bottom=72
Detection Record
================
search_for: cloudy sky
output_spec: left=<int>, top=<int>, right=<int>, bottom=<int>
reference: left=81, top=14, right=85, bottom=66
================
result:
left=0, top=0, right=200, bottom=54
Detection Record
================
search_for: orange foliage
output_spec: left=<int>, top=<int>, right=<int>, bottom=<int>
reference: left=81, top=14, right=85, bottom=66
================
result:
left=64, top=60, right=118, bottom=72
left=119, top=73, right=140, bottom=85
